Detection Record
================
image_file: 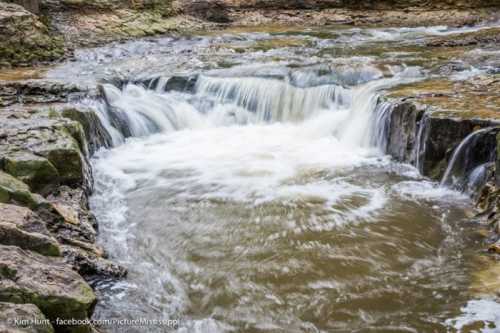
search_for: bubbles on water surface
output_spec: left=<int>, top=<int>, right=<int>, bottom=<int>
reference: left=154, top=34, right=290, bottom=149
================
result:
left=80, top=24, right=500, bottom=333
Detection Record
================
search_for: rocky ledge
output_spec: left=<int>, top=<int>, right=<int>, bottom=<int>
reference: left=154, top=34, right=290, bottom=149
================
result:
left=380, top=74, right=500, bottom=256
left=0, top=79, right=126, bottom=333
left=2, top=0, right=500, bottom=67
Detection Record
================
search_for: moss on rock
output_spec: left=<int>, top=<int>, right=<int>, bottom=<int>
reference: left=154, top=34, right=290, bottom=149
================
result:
left=0, top=3, right=65, bottom=67
left=0, top=245, right=96, bottom=333
left=0, top=170, right=44, bottom=208
left=3, top=152, right=60, bottom=193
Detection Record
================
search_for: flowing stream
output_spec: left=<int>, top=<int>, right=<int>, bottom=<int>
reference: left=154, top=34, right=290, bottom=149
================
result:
left=65, top=23, right=500, bottom=332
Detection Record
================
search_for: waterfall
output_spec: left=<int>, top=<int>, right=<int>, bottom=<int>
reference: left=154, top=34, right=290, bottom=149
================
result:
left=370, top=102, right=393, bottom=153
left=86, top=68, right=421, bottom=153
left=441, top=128, right=498, bottom=192
left=194, top=75, right=350, bottom=123
left=414, top=114, right=430, bottom=173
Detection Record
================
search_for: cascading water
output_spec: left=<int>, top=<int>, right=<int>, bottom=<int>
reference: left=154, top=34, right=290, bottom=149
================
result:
left=441, top=128, right=498, bottom=192
left=91, top=68, right=421, bottom=150
left=414, top=113, right=430, bottom=173
left=370, top=102, right=393, bottom=153
left=79, top=25, right=500, bottom=333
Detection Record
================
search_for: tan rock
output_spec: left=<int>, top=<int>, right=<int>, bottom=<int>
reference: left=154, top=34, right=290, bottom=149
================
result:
left=0, top=203, right=60, bottom=257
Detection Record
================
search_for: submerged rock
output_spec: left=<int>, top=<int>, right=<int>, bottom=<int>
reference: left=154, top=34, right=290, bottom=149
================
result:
left=0, top=302, right=54, bottom=333
left=0, top=245, right=96, bottom=333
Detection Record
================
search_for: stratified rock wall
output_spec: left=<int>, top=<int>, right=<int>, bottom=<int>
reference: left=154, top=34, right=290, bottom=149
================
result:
left=0, top=81, right=126, bottom=332
left=184, top=0, right=500, bottom=11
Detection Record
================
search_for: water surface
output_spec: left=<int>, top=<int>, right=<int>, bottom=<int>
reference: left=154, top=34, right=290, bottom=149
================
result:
left=75, top=24, right=500, bottom=332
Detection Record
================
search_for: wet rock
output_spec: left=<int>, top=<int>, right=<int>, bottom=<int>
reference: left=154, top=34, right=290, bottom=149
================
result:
left=97, top=84, right=133, bottom=138
left=418, top=118, right=495, bottom=179
left=427, top=27, right=500, bottom=48
left=62, top=245, right=127, bottom=280
left=0, top=3, right=64, bottom=67
left=0, top=202, right=61, bottom=256
left=61, top=107, right=112, bottom=156
left=0, top=245, right=96, bottom=333
left=44, top=187, right=98, bottom=245
left=386, top=101, right=426, bottom=166
left=164, top=75, right=198, bottom=93
left=0, top=302, right=54, bottom=333
left=0, top=80, right=84, bottom=107
left=384, top=77, right=500, bottom=180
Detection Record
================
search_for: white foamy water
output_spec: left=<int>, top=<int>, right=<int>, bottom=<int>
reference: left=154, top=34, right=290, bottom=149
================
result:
left=83, top=23, right=500, bottom=332
left=446, top=299, right=500, bottom=333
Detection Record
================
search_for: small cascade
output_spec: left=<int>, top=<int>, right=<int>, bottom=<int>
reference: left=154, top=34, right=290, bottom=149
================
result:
left=370, top=102, right=393, bottom=153
left=93, top=83, right=207, bottom=141
left=194, top=75, right=350, bottom=123
left=441, top=128, right=498, bottom=192
left=414, top=114, right=430, bottom=173
left=85, top=67, right=421, bottom=155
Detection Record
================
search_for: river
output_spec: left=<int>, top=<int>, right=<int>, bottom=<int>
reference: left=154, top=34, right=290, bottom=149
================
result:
left=49, top=23, right=500, bottom=332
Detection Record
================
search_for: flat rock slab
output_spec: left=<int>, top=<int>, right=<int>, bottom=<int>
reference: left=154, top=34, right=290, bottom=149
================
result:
left=0, top=203, right=60, bottom=256
left=0, top=245, right=96, bottom=333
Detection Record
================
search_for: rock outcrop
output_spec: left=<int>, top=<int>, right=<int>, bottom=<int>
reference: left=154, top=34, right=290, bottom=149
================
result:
left=0, top=245, right=96, bottom=333
left=0, top=203, right=61, bottom=257
left=0, top=79, right=126, bottom=332
left=0, top=3, right=65, bottom=67
left=0, top=302, right=55, bottom=333
left=383, top=76, right=500, bottom=180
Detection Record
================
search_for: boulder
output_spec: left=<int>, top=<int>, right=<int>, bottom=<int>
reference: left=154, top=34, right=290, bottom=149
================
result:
left=164, top=75, right=198, bottom=93
left=0, top=171, right=44, bottom=208
left=0, top=106, right=91, bottom=194
left=61, top=107, right=112, bottom=156
left=0, top=302, right=54, bottom=333
left=62, top=245, right=127, bottom=280
left=0, top=203, right=61, bottom=257
left=0, top=3, right=64, bottom=67
left=3, top=152, right=60, bottom=194
left=0, top=245, right=96, bottom=333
